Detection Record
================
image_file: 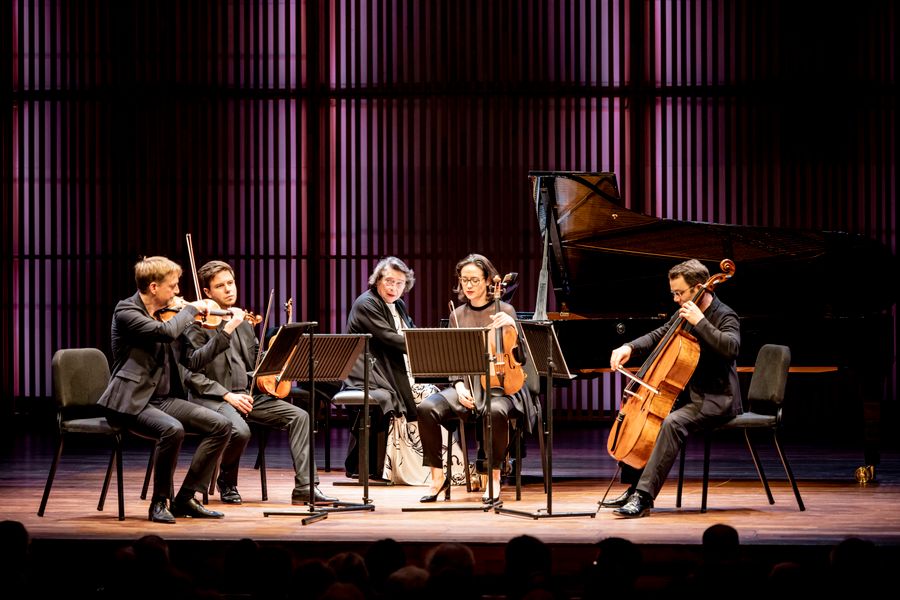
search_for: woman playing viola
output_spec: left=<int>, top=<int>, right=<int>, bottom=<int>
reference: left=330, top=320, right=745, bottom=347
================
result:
left=417, top=254, right=540, bottom=504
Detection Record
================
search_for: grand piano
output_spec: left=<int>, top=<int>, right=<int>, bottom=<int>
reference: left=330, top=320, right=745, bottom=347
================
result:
left=530, top=171, right=896, bottom=469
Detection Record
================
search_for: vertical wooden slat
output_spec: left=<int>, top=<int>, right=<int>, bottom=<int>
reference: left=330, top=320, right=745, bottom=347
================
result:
left=3, top=0, right=897, bottom=424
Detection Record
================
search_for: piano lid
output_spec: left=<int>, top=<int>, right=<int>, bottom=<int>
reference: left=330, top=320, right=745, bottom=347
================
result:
left=531, top=171, right=897, bottom=319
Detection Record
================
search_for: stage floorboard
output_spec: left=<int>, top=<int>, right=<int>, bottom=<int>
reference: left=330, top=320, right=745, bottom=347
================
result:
left=4, top=424, right=899, bottom=551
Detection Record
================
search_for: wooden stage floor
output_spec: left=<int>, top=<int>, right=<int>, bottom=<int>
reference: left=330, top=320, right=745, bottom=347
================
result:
left=5, top=423, right=900, bottom=552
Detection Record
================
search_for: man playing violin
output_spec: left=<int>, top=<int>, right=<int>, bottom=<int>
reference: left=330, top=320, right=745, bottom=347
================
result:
left=603, top=259, right=741, bottom=518
left=181, top=260, right=339, bottom=506
left=97, top=256, right=232, bottom=523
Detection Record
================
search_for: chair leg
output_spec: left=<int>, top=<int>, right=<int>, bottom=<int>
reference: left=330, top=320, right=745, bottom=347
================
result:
left=459, top=420, right=472, bottom=492
left=98, top=441, right=117, bottom=512
left=256, top=428, right=269, bottom=502
left=444, top=427, right=453, bottom=500
left=208, top=461, right=219, bottom=496
left=513, top=425, right=523, bottom=501
left=114, top=435, right=125, bottom=520
left=676, top=442, right=687, bottom=508
left=324, top=395, right=332, bottom=472
left=773, top=430, right=806, bottom=511
left=743, top=430, right=775, bottom=504
left=536, top=417, right=548, bottom=494
left=37, top=434, right=65, bottom=517
left=141, top=443, right=156, bottom=500
left=701, top=435, right=712, bottom=513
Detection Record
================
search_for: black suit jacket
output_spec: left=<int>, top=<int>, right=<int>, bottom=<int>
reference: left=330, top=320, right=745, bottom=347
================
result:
left=343, top=288, right=416, bottom=418
left=182, top=320, right=259, bottom=396
left=97, top=291, right=230, bottom=415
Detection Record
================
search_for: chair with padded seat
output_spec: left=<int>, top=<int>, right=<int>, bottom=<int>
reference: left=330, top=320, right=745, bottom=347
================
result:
left=38, top=348, right=126, bottom=520
left=675, top=343, right=805, bottom=512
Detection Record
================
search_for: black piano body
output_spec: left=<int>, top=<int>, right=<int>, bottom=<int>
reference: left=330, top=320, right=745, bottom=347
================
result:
left=531, top=171, right=896, bottom=467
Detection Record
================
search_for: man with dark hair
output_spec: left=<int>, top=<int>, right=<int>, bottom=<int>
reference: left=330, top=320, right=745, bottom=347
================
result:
left=602, top=258, right=741, bottom=518
left=182, top=260, right=338, bottom=505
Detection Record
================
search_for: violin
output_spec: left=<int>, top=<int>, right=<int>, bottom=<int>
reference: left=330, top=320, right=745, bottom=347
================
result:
left=480, top=275, right=527, bottom=395
left=154, top=297, right=262, bottom=329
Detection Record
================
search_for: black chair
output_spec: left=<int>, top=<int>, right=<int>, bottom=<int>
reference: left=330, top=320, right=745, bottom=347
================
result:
left=675, top=344, right=805, bottom=512
left=331, top=388, right=391, bottom=483
left=38, top=348, right=125, bottom=520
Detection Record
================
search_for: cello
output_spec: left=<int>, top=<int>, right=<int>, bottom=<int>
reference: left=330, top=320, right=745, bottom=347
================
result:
left=606, top=259, right=736, bottom=469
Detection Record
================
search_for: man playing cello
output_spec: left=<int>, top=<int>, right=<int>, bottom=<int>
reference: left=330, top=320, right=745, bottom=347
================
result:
left=603, top=259, right=741, bottom=518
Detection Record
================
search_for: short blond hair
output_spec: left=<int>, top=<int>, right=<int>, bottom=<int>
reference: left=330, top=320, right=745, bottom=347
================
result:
left=135, top=256, right=182, bottom=292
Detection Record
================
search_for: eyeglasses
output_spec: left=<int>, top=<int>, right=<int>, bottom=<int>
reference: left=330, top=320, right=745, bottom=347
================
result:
left=458, top=277, right=484, bottom=287
left=382, top=278, right=407, bottom=289
left=670, top=286, right=694, bottom=298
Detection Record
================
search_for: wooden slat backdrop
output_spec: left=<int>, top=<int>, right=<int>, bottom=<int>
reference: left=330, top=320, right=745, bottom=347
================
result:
left=2, top=1, right=896, bottom=426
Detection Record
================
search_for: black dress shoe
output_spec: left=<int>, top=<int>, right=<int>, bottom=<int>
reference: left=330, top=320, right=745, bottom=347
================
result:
left=613, top=491, right=653, bottom=518
left=219, top=485, right=242, bottom=505
left=599, top=487, right=634, bottom=508
left=171, top=497, right=225, bottom=519
left=419, top=477, right=451, bottom=503
left=148, top=499, right=175, bottom=524
left=292, top=486, right=339, bottom=505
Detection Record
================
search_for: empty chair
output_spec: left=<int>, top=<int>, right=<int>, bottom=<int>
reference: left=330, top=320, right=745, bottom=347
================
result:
left=676, top=343, right=805, bottom=512
left=38, top=348, right=125, bottom=520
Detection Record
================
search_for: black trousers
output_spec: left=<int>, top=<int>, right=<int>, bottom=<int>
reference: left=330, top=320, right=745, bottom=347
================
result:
left=418, top=390, right=519, bottom=471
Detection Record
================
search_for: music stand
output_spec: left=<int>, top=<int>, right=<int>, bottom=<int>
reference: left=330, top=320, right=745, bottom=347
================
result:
left=400, top=327, right=498, bottom=512
left=495, top=321, right=596, bottom=519
left=257, top=323, right=375, bottom=525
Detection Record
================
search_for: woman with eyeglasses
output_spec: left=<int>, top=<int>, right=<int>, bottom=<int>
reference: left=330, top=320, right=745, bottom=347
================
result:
left=342, top=256, right=438, bottom=484
left=416, top=253, right=540, bottom=504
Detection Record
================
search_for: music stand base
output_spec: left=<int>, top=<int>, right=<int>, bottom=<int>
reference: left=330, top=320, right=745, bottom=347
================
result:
left=263, top=508, right=330, bottom=525
left=264, top=502, right=375, bottom=522
left=495, top=505, right=597, bottom=519
left=402, top=500, right=499, bottom=513
left=334, top=480, right=393, bottom=487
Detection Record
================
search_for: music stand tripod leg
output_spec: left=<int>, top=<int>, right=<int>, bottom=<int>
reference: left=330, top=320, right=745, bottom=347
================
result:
left=263, top=331, right=375, bottom=523
left=401, top=327, right=496, bottom=513
left=495, top=321, right=596, bottom=520
left=315, top=337, right=376, bottom=517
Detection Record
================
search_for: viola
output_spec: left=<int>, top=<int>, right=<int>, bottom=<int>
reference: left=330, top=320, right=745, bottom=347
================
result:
left=255, top=298, right=293, bottom=398
left=480, top=275, right=527, bottom=395
left=606, top=259, right=736, bottom=469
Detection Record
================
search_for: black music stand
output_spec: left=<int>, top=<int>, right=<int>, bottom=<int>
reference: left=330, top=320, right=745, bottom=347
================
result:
left=257, top=324, right=375, bottom=525
left=400, top=327, right=498, bottom=512
left=495, top=321, right=596, bottom=520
